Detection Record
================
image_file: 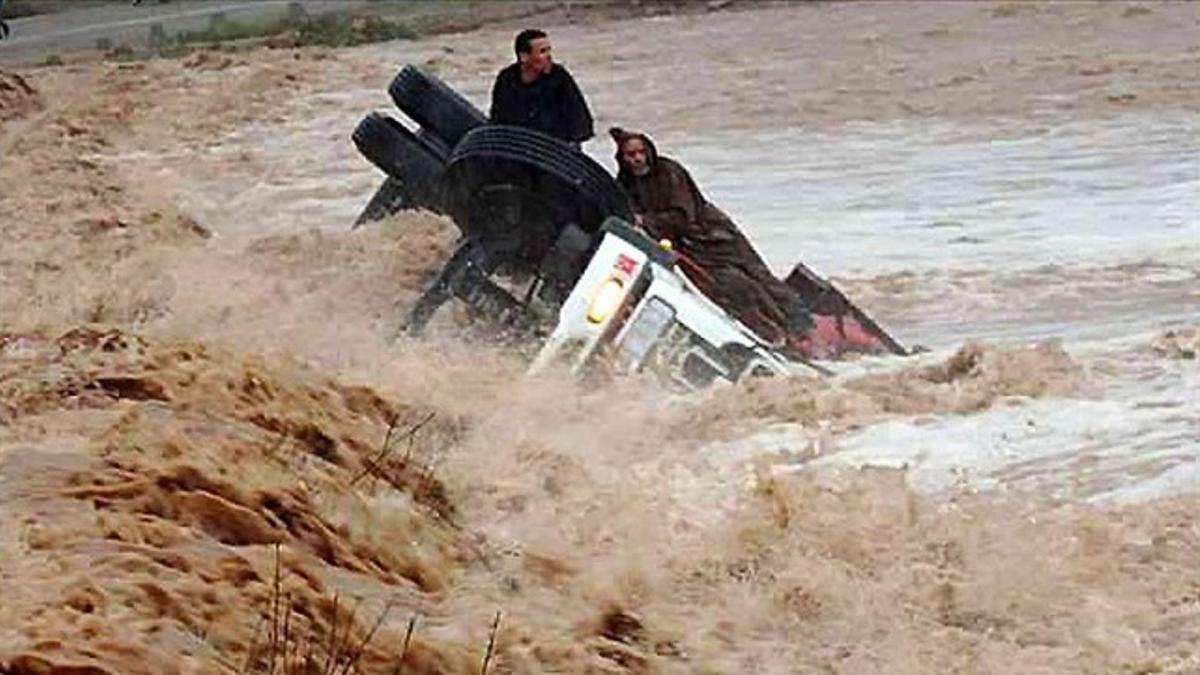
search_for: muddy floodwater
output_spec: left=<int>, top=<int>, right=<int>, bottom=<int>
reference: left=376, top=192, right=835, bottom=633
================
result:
left=1, top=1, right=1199, bottom=673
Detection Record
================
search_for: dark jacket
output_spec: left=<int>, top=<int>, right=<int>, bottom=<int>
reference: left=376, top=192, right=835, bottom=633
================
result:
left=490, top=63, right=594, bottom=144
left=611, top=127, right=811, bottom=344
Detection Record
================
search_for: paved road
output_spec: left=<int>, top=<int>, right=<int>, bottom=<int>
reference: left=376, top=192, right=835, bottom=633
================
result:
left=0, top=0, right=369, bottom=65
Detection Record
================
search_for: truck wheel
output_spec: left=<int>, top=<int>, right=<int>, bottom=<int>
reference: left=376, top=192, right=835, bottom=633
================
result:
left=414, top=128, right=451, bottom=163
left=388, top=65, right=487, bottom=150
left=351, top=112, right=446, bottom=213
left=352, top=128, right=451, bottom=227
left=440, top=125, right=631, bottom=262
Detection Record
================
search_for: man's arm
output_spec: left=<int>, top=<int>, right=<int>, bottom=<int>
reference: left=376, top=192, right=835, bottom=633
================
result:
left=641, top=206, right=690, bottom=241
left=556, top=66, right=594, bottom=143
left=489, top=68, right=512, bottom=124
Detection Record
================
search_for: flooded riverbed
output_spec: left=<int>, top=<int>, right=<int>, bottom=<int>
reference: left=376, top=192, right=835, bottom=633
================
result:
left=2, top=1, right=1198, bottom=672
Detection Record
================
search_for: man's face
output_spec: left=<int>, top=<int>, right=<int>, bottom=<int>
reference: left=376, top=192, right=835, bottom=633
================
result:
left=519, top=37, right=553, bottom=76
left=621, top=138, right=651, bottom=176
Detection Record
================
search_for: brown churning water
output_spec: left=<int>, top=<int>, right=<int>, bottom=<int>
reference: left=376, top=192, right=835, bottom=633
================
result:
left=0, top=2, right=1197, bottom=672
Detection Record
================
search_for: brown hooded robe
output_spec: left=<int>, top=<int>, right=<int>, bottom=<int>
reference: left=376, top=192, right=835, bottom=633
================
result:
left=611, top=128, right=811, bottom=346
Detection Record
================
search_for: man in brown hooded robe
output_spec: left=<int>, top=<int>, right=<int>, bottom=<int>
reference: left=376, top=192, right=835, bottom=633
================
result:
left=610, top=127, right=815, bottom=350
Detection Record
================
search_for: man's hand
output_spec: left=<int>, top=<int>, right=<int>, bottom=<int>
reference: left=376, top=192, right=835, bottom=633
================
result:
left=633, top=213, right=644, bottom=228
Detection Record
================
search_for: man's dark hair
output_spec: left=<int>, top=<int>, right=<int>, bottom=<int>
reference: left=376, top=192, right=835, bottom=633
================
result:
left=514, top=29, right=547, bottom=59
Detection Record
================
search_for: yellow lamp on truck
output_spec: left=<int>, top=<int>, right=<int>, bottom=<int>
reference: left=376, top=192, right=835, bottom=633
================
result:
left=586, top=278, right=625, bottom=324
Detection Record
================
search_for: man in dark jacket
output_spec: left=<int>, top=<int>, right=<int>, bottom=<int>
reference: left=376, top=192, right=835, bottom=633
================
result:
left=490, top=29, right=594, bottom=146
left=611, top=127, right=817, bottom=352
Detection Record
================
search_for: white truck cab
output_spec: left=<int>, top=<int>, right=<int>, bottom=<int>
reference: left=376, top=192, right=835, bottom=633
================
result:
left=530, top=218, right=811, bottom=389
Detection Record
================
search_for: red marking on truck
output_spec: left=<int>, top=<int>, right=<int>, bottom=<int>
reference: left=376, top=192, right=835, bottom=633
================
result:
left=615, top=254, right=638, bottom=276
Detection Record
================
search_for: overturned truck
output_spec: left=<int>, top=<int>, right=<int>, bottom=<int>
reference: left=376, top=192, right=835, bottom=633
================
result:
left=352, top=65, right=906, bottom=388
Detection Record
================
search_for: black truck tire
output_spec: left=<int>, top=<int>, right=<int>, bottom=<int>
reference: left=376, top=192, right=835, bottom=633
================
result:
left=351, top=112, right=447, bottom=214
left=441, top=124, right=632, bottom=235
left=352, top=127, right=451, bottom=227
left=388, top=65, right=487, bottom=150
left=414, top=128, right=451, bottom=163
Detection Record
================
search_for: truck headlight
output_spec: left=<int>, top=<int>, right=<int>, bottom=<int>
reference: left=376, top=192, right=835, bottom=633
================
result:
left=586, top=278, right=625, bottom=324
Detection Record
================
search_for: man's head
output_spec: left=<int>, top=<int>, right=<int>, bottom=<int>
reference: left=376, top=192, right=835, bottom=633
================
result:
left=620, top=137, right=652, bottom=177
left=514, top=29, right=553, bottom=78
left=611, top=127, right=654, bottom=177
